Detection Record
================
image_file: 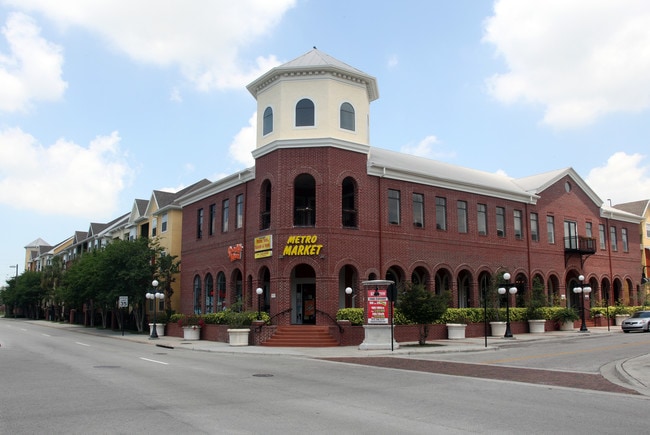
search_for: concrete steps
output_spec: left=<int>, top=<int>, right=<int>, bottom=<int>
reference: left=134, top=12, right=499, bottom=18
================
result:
left=262, top=325, right=339, bottom=347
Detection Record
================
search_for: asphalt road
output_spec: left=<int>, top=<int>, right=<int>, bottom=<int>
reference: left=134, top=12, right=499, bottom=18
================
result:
left=2, top=319, right=650, bottom=434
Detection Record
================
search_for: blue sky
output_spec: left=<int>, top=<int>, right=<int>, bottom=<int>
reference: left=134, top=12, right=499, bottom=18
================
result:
left=2, top=0, right=650, bottom=283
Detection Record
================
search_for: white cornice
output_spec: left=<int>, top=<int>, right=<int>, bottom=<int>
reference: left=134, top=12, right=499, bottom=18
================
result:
left=252, top=138, right=370, bottom=160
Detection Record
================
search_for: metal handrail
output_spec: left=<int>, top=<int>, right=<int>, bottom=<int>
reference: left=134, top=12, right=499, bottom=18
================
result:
left=316, top=308, right=344, bottom=333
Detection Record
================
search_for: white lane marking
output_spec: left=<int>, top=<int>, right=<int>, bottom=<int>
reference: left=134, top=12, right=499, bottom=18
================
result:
left=42, top=333, right=51, bottom=337
left=139, top=357, right=168, bottom=365
left=75, top=342, right=91, bottom=347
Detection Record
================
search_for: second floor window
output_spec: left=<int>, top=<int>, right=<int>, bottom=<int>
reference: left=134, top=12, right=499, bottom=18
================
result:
left=197, top=208, right=203, bottom=239
left=260, top=181, right=271, bottom=230
left=342, top=177, right=357, bottom=228
left=413, top=193, right=424, bottom=228
left=236, top=194, right=244, bottom=229
left=610, top=226, right=618, bottom=251
left=477, top=203, right=487, bottom=235
left=222, top=199, right=229, bottom=232
left=161, top=213, right=168, bottom=233
left=622, top=228, right=628, bottom=252
left=530, top=212, right=539, bottom=241
left=496, top=206, right=505, bottom=237
left=436, top=197, right=447, bottom=230
left=209, top=204, right=216, bottom=236
left=547, top=215, right=555, bottom=244
left=294, top=174, right=316, bottom=226
left=388, top=189, right=400, bottom=225
left=457, top=200, right=467, bottom=233
left=514, top=210, right=522, bottom=239
left=599, top=224, right=607, bottom=250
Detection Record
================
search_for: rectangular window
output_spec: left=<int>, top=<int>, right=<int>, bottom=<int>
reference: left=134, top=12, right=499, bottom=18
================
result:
left=197, top=208, right=203, bottom=239
left=236, top=194, right=244, bottom=229
left=547, top=215, right=555, bottom=244
left=413, top=193, right=424, bottom=228
left=514, top=210, right=522, bottom=239
left=151, top=217, right=157, bottom=237
left=496, top=206, right=505, bottom=237
left=585, top=222, right=592, bottom=238
left=564, top=220, right=578, bottom=249
left=457, top=200, right=468, bottom=233
left=610, top=226, right=617, bottom=251
left=622, top=228, right=628, bottom=252
left=222, top=199, right=229, bottom=232
left=436, top=197, right=447, bottom=230
left=477, top=203, right=487, bottom=235
left=530, top=213, right=539, bottom=241
left=599, top=224, right=606, bottom=250
left=161, top=213, right=168, bottom=233
left=388, top=189, right=400, bottom=225
left=646, top=223, right=650, bottom=238
left=209, top=204, right=216, bottom=236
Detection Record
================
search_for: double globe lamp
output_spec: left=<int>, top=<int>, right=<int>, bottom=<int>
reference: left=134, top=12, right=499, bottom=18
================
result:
left=497, top=273, right=518, bottom=338
left=146, top=279, right=164, bottom=339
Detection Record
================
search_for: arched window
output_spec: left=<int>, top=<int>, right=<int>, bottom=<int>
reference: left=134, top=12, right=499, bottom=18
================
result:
left=204, top=274, right=214, bottom=313
left=260, top=180, right=271, bottom=230
left=193, top=275, right=202, bottom=314
left=342, top=177, right=357, bottom=228
left=263, top=107, right=273, bottom=135
left=296, top=98, right=314, bottom=126
left=340, top=102, right=355, bottom=131
left=294, top=174, right=316, bottom=226
left=216, top=272, right=226, bottom=311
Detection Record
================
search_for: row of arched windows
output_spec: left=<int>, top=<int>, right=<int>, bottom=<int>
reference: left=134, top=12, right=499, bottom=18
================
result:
left=192, top=272, right=241, bottom=314
left=259, top=175, right=358, bottom=230
left=262, top=100, right=356, bottom=135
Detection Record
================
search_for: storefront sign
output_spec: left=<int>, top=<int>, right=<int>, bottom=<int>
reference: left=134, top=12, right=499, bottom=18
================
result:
left=282, top=235, right=323, bottom=256
left=227, top=243, right=243, bottom=262
left=254, top=235, right=272, bottom=259
left=367, top=288, right=388, bottom=324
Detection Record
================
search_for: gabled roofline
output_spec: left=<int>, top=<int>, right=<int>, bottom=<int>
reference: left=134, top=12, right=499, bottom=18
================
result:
left=177, top=168, right=255, bottom=207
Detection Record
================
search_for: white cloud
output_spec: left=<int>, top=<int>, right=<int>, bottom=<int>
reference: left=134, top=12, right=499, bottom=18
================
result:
left=401, top=135, right=455, bottom=160
left=228, top=112, right=257, bottom=167
left=0, top=12, right=67, bottom=112
left=387, top=54, right=398, bottom=68
left=5, top=0, right=296, bottom=91
left=483, top=0, right=650, bottom=128
left=0, top=128, right=133, bottom=217
left=585, top=152, right=650, bottom=204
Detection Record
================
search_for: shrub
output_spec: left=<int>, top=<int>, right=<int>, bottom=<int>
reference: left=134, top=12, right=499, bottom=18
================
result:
left=336, top=308, right=364, bottom=325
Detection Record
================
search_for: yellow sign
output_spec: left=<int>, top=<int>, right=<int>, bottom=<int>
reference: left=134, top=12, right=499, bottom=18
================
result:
left=255, top=250, right=273, bottom=259
left=254, top=235, right=272, bottom=252
left=282, top=235, right=323, bottom=256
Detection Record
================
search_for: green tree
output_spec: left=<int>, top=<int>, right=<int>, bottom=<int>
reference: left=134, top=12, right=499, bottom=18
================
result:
left=41, top=256, right=65, bottom=320
left=151, top=240, right=181, bottom=315
left=396, top=283, right=450, bottom=345
left=526, top=277, right=548, bottom=320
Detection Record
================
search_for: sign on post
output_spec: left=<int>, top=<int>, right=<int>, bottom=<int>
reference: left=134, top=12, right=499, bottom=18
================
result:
left=118, top=296, right=128, bottom=308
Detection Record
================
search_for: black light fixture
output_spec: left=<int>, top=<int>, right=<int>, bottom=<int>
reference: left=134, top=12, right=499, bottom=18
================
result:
left=573, top=275, right=592, bottom=332
left=145, top=279, right=163, bottom=339
left=497, top=273, right=517, bottom=338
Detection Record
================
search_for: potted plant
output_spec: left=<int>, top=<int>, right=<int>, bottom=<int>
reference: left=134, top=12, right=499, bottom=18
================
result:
left=526, top=278, right=548, bottom=334
left=551, top=307, right=579, bottom=331
left=613, top=304, right=630, bottom=326
left=177, top=314, right=205, bottom=340
left=225, top=309, right=253, bottom=346
left=442, top=308, right=470, bottom=340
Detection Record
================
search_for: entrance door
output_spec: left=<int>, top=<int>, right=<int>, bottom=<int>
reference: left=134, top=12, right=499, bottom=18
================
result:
left=295, top=283, right=316, bottom=324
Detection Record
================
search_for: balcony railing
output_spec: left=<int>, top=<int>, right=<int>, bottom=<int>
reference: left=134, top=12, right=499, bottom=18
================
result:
left=564, top=236, right=596, bottom=254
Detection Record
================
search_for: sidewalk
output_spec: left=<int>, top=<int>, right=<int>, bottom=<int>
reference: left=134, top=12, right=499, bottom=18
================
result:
left=27, top=320, right=650, bottom=396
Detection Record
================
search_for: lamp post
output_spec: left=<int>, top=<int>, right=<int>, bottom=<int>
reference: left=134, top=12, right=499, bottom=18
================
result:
left=345, top=286, right=354, bottom=307
left=256, top=287, right=263, bottom=320
left=573, top=275, right=592, bottom=332
left=498, top=272, right=518, bottom=338
left=9, top=264, right=18, bottom=279
left=146, top=279, right=163, bottom=339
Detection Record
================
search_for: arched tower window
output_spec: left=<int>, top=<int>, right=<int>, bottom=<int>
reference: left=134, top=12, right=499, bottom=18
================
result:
left=340, top=102, right=355, bottom=131
left=216, top=272, right=226, bottom=311
left=342, top=177, right=357, bottom=228
left=263, top=107, right=273, bottom=135
left=205, top=274, right=214, bottom=313
left=296, top=98, right=314, bottom=126
left=294, top=173, right=316, bottom=226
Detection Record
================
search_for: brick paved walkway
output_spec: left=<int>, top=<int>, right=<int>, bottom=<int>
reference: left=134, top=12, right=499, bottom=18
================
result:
left=324, top=357, right=639, bottom=395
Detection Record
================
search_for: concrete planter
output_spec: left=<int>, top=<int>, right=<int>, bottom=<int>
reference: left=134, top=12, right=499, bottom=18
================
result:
left=528, top=319, right=546, bottom=334
left=182, top=326, right=201, bottom=340
left=446, top=323, right=467, bottom=340
left=489, top=321, right=507, bottom=337
left=227, top=328, right=250, bottom=346
left=615, top=314, right=629, bottom=326
left=559, top=320, right=574, bottom=331
left=148, top=323, right=165, bottom=337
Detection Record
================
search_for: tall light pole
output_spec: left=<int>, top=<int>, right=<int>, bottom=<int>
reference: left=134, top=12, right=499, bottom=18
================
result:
left=9, top=264, right=18, bottom=280
left=498, top=272, right=518, bottom=338
left=573, top=275, right=592, bottom=332
left=256, top=287, right=263, bottom=320
left=146, top=280, right=163, bottom=339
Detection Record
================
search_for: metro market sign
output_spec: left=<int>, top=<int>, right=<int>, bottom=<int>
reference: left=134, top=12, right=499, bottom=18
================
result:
left=282, top=235, right=323, bottom=256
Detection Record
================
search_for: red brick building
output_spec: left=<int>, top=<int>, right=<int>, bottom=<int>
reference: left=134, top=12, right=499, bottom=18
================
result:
left=178, top=49, right=643, bottom=326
